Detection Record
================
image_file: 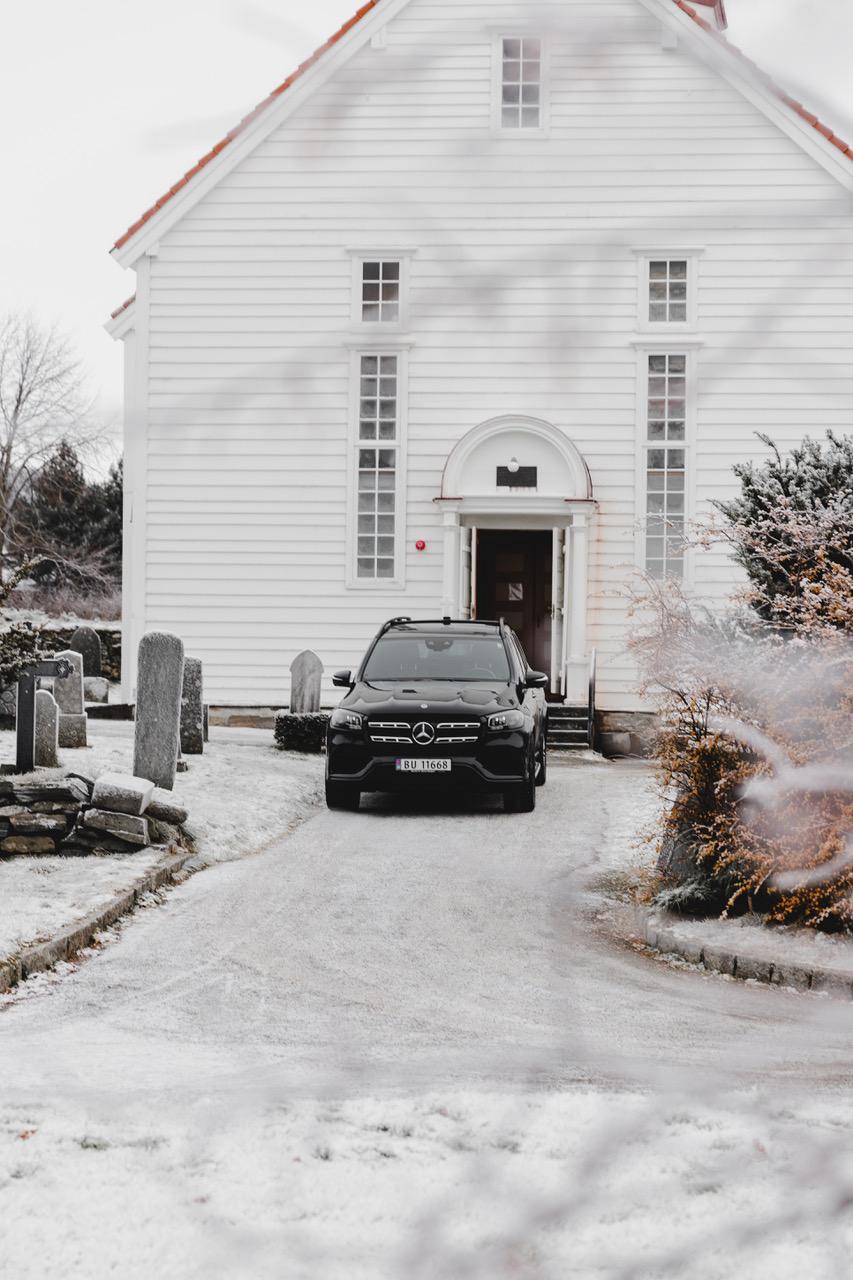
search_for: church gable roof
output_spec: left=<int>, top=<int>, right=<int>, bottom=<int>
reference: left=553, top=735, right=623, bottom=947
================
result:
left=110, top=0, right=853, bottom=268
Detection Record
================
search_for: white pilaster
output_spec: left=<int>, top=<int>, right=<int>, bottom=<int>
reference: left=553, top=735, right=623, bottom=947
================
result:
left=564, top=511, right=590, bottom=701
left=441, top=509, right=461, bottom=616
left=569, top=512, right=589, bottom=660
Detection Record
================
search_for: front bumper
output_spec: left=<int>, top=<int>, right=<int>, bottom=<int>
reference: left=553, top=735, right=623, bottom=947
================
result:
left=327, top=731, right=530, bottom=791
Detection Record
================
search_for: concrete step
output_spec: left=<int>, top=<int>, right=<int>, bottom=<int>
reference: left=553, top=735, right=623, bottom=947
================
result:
left=548, top=730, right=589, bottom=746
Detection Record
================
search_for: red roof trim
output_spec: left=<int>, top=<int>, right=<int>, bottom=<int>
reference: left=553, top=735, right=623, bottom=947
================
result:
left=674, top=0, right=853, bottom=161
left=112, top=0, right=381, bottom=252
left=112, top=0, right=852, bottom=256
left=110, top=294, right=136, bottom=320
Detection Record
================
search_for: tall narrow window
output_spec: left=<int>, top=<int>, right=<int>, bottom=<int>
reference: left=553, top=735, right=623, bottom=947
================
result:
left=501, top=38, right=541, bottom=129
left=645, top=353, right=686, bottom=579
left=362, top=261, right=400, bottom=323
left=357, top=354, right=398, bottom=579
left=649, top=259, right=688, bottom=323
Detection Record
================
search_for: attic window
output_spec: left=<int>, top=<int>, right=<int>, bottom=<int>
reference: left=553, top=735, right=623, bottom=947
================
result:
left=501, top=38, right=541, bottom=129
left=362, top=261, right=400, bottom=323
left=649, top=260, right=688, bottom=323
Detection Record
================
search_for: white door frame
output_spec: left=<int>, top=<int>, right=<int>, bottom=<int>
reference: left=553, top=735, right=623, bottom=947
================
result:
left=435, top=497, right=595, bottom=698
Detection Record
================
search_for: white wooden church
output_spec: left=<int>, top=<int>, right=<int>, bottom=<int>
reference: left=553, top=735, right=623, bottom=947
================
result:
left=107, top=0, right=853, bottom=715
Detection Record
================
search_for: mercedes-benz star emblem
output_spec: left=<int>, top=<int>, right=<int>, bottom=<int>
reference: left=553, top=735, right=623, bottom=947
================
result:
left=413, top=722, right=435, bottom=746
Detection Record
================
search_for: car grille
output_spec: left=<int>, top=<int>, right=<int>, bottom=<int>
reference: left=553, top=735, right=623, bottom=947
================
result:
left=367, top=718, right=481, bottom=746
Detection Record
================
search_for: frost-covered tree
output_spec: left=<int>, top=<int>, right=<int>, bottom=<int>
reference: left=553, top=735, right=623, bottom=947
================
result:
left=713, top=432, right=853, bottom=634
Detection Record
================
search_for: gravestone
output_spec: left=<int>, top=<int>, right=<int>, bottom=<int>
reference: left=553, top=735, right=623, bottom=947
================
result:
left=34, top=690, right=60, bottom=768
left=290, top=650, right=323, bottom=714
left=84, top=676, right=109, bottom=704
left=180, top=657, right=204, bottom=755
left=203, top=704, right=209, bottom=743
left=70, top=626, right=102, bottom=677
left=54, top=650, right=87, bottom=749
left=133, top=632, right=185, bottom=791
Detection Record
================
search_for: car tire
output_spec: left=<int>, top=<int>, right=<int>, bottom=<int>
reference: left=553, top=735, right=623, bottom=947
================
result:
left=535, top=737, right=547, bottom=787
left=325, top=780, right=361, bottom=811
left=504, top=756, right=536, bottom=813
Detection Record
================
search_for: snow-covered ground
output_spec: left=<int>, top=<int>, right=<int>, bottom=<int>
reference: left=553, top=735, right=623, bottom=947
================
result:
left=0, top=722, right=323, bottom=957
left=4, top=759, right=853, bottom=1278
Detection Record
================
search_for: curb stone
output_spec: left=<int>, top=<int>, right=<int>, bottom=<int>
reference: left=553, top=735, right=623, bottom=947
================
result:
left=638, top=907, right=853, bottom=1000
left=0, top=847, right=194, bottom=995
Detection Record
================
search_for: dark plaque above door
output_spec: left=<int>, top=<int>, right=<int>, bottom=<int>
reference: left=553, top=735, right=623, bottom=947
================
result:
left=496, top=466, right=537, bottom=488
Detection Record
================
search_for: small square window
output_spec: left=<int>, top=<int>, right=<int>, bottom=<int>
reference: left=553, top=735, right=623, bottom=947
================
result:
left=648, top=260, right=690, bottom=323
left=361, top=261, right=402, bottom=323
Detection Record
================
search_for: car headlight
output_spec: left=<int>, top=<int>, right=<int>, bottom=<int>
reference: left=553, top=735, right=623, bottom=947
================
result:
left=487, top=709, right=525, bottom=732
left=329, top=708, right=363, bottom=732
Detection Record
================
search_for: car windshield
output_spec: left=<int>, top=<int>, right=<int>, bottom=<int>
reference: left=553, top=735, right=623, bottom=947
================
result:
left=362, top=633, right=511, bottom=682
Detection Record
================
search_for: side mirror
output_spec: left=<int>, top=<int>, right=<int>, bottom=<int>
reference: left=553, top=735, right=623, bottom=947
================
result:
left=525, top=670, right=549, bottom=689
left=332, top=669, right=354, bottom=689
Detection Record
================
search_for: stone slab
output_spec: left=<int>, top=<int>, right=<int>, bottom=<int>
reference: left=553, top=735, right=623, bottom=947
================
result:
left=58, top=713, right=88, bottom=749
left=34, top=690, right=59, bottom=768
left=82, top=808, right=150, bottom=847
left=180, top=657, right=204, bottom=755
left=70, top=626, right=102, bottom=677
left=53, top=650, right=85, bottom=716
left=1, top=835, right=57, bottom=855
left=92, top=772, right=155, bottom=817
left=290, top=650, right=324, bottom=714
left=133, top=632, right=185, bottom=791
left=84, top=676, right=109, bottom=704
left=147, top=796, right=189, bottom=825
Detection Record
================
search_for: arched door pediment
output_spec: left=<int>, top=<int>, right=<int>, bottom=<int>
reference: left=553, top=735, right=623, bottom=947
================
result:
left=441, top=416, right=592, bottom=502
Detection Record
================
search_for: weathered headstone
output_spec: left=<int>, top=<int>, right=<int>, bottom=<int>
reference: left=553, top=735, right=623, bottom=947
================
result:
left=84, top=676, right=109, bottom=704
left=34, top=690, right=60, bottom=768
left=290, top=650, right=324, bottom=714
left=180, top=657, right=204, bottom=755
left=70, top=626, right=102, bottom=677
left=203, top=704, right=209, bottom=743
left=133, top=632, right=185, bottom=791
left=54, top=650, right=87, bottom=748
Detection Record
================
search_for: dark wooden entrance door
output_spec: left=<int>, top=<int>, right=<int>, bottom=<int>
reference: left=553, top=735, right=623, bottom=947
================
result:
left=476, top=530, right=552, bottom=674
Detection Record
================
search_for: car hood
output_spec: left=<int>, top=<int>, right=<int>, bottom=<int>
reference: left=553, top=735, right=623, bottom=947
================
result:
left=344, top=680, right=518, bottom=716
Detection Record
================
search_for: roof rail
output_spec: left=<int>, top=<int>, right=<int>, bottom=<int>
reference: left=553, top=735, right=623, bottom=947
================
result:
left=379, top=617, right=501, bottom=631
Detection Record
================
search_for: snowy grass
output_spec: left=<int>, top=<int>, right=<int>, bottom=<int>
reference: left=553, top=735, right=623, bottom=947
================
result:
left=2, top=1085, right=851, bottom=1280
left=0, top=721, right=323, bottom=957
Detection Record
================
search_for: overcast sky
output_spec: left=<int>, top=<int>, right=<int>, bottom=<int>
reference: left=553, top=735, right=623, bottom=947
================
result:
left=2, top=0, right=851, bottom=422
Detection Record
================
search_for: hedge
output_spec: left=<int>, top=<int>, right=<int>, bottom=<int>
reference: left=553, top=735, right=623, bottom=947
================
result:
left=274, top=711, right=329, bottom=754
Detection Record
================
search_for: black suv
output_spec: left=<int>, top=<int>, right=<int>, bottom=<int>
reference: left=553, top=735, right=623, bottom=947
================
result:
left=325, top=617, right=549, bottom=813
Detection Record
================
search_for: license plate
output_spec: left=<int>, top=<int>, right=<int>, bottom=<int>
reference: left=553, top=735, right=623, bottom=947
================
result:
left=395, top=758, right=451, bottom=773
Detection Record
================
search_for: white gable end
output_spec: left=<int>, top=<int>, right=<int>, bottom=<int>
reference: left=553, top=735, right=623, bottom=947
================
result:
left=121, top=0, right=853, bottom=711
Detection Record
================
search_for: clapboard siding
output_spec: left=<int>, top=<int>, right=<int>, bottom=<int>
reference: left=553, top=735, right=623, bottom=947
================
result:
left=118, top=0, right=853, bottom=705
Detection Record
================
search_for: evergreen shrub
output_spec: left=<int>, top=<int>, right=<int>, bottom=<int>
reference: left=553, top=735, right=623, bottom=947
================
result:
left=274, top=712, right=329, bottom=754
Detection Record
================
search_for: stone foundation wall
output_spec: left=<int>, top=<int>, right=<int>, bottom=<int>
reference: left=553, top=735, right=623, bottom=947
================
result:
left=596, top=710, right=658, bottom=758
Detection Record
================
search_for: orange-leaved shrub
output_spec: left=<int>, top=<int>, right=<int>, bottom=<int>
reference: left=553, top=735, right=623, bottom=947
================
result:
left=632, top=579, right=853, bottom=930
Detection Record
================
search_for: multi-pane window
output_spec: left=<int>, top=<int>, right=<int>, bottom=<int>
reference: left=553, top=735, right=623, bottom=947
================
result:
left=645, top=354, right=686, bottom=579
left=357, top=354, right=398, bottom=579
left=501, top=38, right=541, bottom=129
left=362, top=261, right=400, bottom=323
left=649, top=259, right=688, bottom=323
